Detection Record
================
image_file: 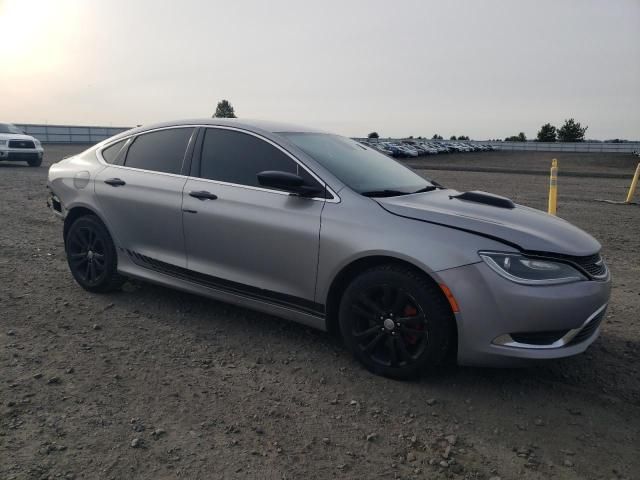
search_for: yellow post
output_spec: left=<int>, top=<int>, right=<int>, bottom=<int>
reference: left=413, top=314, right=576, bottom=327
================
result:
left=625, top=163, right=640, bottom=203
left=548, top=158, right=558, bottom=215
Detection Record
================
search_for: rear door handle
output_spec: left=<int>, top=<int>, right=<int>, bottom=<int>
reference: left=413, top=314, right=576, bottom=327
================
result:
left=104, top=178, right=126, bottom=187
left=189, top=190, right=218, bottom=200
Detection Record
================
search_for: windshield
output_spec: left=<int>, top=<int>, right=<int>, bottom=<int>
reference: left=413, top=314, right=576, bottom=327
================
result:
left=281, top=133, right=433, bottom=195
left=0, top=123, right=24, bottom=134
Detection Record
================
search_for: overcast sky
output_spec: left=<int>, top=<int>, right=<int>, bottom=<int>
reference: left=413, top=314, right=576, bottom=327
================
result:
left=1, top=0, right=638, bottom=139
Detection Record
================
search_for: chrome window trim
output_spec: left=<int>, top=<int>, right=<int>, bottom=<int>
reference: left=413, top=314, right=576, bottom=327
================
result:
left=182, top=175, right=302, bottom=197
left=492, top=303, right=607, bottom=349
left=95, top=124, right=341, bottom=204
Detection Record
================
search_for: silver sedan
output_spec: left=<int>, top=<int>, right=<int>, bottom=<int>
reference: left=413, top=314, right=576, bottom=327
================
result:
left=47, top=119, right=611, bottom=378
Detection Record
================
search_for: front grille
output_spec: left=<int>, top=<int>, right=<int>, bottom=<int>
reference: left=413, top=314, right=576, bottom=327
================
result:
left=570, top=253, right=607, bottom=278
left=569, top=308, right=605, bottom=345
left=9, top=140, right=35, bottom=149
left=7, top=152, right=40, bottom=160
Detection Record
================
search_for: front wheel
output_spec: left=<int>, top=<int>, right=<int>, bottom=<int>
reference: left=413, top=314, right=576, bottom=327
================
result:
left=339, top=264, right=454, bottom=379
left=65, top=215, right=125, bottom=293
left=27, top=156, right=42, bottom=167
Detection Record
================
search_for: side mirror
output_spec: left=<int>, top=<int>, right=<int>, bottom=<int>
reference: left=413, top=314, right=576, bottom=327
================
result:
left=257, top=170, right=323, bottom=197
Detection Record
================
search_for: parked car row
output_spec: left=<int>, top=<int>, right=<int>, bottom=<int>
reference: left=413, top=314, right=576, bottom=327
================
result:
left=358, top=140, right=495, bottom=158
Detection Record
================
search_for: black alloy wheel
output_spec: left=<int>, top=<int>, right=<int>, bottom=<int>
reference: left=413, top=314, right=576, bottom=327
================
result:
left=65, top=215, right=125, bottom=293
left=339, top=264, right=454, bottom=379
left=351, top=285, right=429, bottom=369
left=27, top=157, right=42, bottom=167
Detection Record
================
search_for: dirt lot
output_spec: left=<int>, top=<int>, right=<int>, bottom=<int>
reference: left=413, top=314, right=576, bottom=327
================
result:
left=1, top=147, right=639, bottom=480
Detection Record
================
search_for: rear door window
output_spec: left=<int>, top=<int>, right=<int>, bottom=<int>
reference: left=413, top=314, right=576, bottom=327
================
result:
left=124, top=128, right=194, bottom=174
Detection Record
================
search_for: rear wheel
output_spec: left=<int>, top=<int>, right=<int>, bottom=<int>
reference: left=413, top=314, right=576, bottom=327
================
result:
left=339, top=264, right=454, bottom=379
left=65, top=215, right=125, bottom=293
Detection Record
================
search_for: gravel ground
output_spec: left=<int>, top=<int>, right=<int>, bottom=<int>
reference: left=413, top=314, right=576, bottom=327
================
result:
left=1, top=147, right=639, bottom=480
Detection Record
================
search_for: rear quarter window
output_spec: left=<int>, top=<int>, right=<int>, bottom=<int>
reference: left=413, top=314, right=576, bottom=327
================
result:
left=124, top=128, right=194, bottom=174
left=100, top=139, right=128, bottom=164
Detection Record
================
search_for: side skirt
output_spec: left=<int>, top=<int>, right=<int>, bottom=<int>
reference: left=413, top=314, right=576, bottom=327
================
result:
left=117, top=249, right=327, bottom=331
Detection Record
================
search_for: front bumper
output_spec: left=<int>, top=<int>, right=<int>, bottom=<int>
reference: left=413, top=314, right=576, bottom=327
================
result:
left=0, top=149, right=44, bottom=161
left=46, top=189, right=65, bottom=219
left=438, top=261, right=611, bottom=367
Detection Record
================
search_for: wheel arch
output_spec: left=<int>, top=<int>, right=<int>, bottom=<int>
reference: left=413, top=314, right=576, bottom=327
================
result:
left=63, top=205, right=109, bottom=243
left=62, top=204, right=126, bottom=293
left=324, top=255, right=458, bottom=345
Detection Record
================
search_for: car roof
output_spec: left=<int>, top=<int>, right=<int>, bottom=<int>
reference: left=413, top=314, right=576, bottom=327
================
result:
left=117, top=118, right=326, bottom=137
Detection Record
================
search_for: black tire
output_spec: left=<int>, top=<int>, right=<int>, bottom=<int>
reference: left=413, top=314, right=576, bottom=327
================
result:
left=338, top=264, right=454, bottom=379
left=65, top=215, right=125, bottom=293
left=27, top=157, right=42, bottom=167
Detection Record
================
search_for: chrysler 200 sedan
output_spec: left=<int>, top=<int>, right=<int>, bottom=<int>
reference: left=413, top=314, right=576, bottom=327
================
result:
left=47, top=119, right=611, bottom=378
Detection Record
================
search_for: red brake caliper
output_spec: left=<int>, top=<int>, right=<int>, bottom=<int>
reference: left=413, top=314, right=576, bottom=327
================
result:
left=403, top=305, right=422, bottom=345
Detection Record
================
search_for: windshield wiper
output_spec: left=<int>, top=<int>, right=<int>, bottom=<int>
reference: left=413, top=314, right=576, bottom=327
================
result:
left=411, top=186, right=439, bottom=194
left=361, top=189, right=411, bottom=198
left=361, top=185, right=440, bottom=198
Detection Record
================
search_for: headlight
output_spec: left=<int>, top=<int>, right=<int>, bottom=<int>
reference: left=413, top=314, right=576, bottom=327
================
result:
left=0, top=140, right=6, bottom=145
left=479, top=251, right=585, bottom=285
left=34, top=139, right=41, bottom=147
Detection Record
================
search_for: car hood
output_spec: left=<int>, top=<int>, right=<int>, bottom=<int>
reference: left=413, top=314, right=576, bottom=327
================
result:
left=376, top=189, right=601, bottom=256
left=0, top=133, right=36, bottom=141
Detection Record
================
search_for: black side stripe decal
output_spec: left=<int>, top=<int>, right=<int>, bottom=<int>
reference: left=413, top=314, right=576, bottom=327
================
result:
left=125, top=250, right=325, bottom=317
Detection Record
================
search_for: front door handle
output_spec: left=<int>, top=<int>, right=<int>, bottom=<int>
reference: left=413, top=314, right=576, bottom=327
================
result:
left=104, top=178, right=126, bottom=187
left=189, top=190, right=218, bottom=200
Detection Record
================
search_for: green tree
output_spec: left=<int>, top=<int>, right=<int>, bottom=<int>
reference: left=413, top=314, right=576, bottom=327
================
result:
left=537, top=123, right=557, bottom=142
left=367, top=132, right=379, bottom=139
left=557, top=118, right=587, bottom=142
left=505, top=132, right=527, bottom=142
left=213, top=99, right=237, bottom=118
left=432, top=134, right=443, bottom=140
left=450, top=135, right=457, bottom=140
left=457, top=135, right=470, bottom=140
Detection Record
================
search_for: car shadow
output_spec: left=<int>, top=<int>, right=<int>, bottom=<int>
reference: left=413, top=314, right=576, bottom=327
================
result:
left=0, top=162, right=30, bottom=168
left=107, top=278, right=637, bottom=405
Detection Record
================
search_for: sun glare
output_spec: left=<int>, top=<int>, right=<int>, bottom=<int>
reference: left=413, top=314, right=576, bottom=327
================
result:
left=0, top=0, right=61, bottom=73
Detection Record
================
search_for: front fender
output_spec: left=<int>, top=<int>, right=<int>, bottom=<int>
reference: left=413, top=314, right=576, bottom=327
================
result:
left=315, top=195, right=516, bottom=304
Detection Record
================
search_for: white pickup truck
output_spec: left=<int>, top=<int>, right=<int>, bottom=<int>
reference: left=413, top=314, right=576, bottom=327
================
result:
left=0, top=123, right=44, bottom=167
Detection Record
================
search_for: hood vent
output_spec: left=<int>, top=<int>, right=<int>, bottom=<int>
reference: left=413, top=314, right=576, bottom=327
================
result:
left=450, top=191, right=516, bottom=209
